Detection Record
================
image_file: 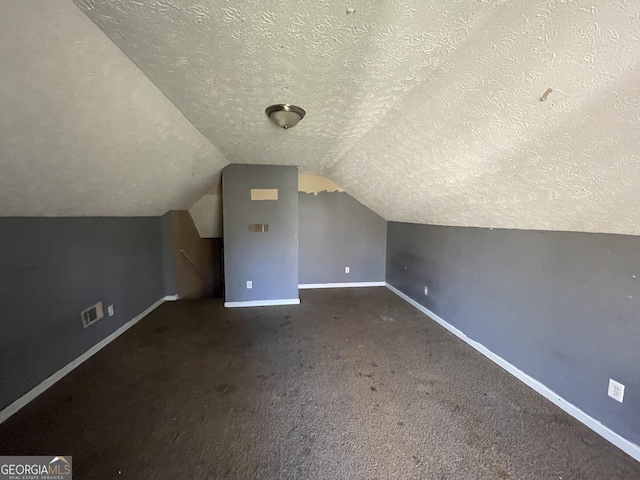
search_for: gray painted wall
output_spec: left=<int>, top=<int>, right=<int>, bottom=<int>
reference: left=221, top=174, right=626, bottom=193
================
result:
left=299, top=191, right=386, bottom=284
left=161, top=212, right=177, bottom=296
left=386, top=222, right=640, bottom=446
left=222, top=165, right=298, bottom=303
left=0, top=217, right=165, bottom=410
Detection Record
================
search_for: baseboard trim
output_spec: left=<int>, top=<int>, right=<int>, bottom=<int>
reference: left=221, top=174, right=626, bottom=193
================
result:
left=298, top=282, right=386, bottom=289
left=0, top=295, right=172, bottom=425
left=385, top=283, right=640, bottom=463
left=165, top=294, right=180, bottom=301
left=224, top=298, right=301, bottom=308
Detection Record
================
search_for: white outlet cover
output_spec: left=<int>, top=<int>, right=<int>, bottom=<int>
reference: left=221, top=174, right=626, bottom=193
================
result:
left=246, top=281, right=252, bottom=289
left=107, top=305, right=114, bottom=317
left=424, top=286, right=429, bottom=295
left=345, top=267, right=350, bottom=273
left=608, top=379, right=625, bottom=403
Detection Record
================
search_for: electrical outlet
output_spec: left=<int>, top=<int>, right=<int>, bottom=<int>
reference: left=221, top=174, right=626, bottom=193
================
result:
left=424, top=286, right=428, bottom=296
left=246, top=281, right=252, bottom=289
left=107, top=305, right=114, bottom=317
left=345, top=267, right=350, bottom=274
left=608, top=379, right=625, bottom=403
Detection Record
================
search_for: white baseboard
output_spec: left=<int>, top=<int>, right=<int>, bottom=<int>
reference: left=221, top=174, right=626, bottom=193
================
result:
left=385, top=283, right=640, bottom=463
left=165, top=294, right=180, bottom=301
left=224, top=298, right=301, bottom=308
left=298, top=282, right=386, bottom=289
left=0, top=295, right=172, bottom=425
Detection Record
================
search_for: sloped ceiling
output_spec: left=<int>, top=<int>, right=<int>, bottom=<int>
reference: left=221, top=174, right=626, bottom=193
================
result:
left=329, top=1, right=640, bottom=235
left=0, top=0, right=228, bottom=216
left=2, top=1, right=640, bottom=235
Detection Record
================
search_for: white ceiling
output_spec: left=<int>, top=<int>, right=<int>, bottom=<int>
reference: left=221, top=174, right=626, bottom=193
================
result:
left=0, top=0, right=228, bottom=216
left=2, top=0, right=640, bottom=235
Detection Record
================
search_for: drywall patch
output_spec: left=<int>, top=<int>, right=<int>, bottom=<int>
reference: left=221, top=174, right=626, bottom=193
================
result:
left=299, top=174, right=345, bottom=196
left=251, top=189, right=278, bottom=201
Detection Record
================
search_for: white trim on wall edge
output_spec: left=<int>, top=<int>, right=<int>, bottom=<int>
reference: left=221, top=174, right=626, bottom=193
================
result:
left=0, top=295, right=172, bottom=425
left=298, top=282, right=386, bottom=289
left=165, top=294, right=180, bottom=301
left=224, top=299, right=301, bottom=308
left=385, top=283, right=640, bottom=463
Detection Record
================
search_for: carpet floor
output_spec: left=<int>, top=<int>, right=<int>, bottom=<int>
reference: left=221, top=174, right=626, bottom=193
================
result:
left=1, top=288, right=638, bottom=479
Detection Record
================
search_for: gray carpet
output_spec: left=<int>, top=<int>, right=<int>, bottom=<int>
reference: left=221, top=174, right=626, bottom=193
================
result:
left=1, top=288, right=638, bottom=479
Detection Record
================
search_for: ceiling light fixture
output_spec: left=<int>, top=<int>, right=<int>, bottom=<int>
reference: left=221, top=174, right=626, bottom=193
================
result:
left=265, top=104, right=306, bottom=130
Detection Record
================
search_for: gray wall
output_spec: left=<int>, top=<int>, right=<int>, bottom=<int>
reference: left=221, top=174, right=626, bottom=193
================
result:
left=0, top=217, right=166, bottom=410
left=222, top=165, right=298, bottom=303
left=299, top=191, right=386, bottom=284
left=161, top=212, right=177, bottom=296
left=386, top=222, right=640, bottom=446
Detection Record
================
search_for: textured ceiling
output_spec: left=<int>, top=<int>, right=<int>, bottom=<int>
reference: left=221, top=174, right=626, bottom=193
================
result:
left=0, top=0, right=228, bottom=216
left=3, top=0, right=640, bottom=235
left=74, top=0, right=499, bottom=172
left=73, top=0, right=640, bottom=234
left=328, top=0, right=640, bottom=234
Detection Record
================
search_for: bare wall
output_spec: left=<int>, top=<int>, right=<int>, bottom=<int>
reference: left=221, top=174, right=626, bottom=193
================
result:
left=0, top=217, right=165, bottom=410
left=161, top=211, right=177, bottom=296
left=386, top=222, right=640, bottom=447
left=222, top=164, right=298, bottom=303
left=299, top=191, right=386, bottom=284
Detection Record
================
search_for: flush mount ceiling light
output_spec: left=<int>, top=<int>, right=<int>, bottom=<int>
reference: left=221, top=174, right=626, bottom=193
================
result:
left=265, top=104, right=306, bottom=129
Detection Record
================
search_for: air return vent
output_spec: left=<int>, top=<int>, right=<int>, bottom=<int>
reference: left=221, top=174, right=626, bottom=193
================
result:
left=248, top=224, right=269, bottom=233
left=81, top=302, right=104, bottom=329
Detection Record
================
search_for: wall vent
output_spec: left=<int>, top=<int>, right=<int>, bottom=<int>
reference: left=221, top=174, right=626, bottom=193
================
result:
left=81, top=302, right=104, bottom=329
left=248, top=224, right=269, bottom=233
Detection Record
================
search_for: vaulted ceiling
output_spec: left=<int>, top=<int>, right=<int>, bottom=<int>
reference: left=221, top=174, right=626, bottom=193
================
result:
left=2, top=0, right=640, bottom=235
left=0, top=0, right=228, bottom=216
